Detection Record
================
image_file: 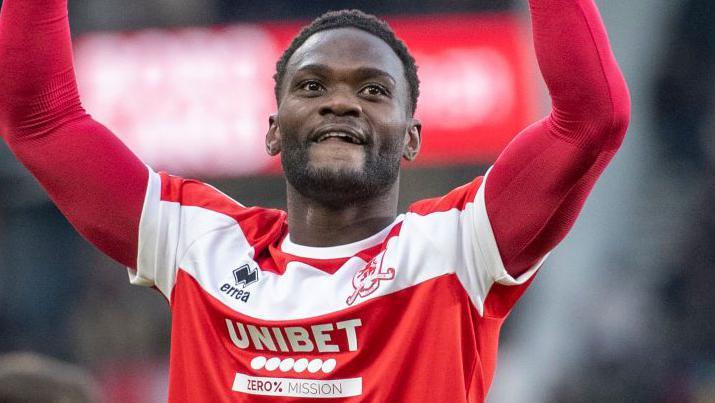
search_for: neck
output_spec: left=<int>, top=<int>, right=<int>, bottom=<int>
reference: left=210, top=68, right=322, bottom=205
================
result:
left=286, top=179, right=400, bottom=247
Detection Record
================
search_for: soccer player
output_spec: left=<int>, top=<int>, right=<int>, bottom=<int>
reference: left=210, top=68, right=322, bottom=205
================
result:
left=0, top=0, right=630, bottom=401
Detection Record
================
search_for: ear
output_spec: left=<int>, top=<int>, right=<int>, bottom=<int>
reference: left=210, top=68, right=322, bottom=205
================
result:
left=402, top=118, right=421, bottom=161
left=265, top=114, right=282, bottom=156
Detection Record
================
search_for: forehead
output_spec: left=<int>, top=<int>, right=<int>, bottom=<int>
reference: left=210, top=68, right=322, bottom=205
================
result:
left=285, top=27, right=405, bottom=84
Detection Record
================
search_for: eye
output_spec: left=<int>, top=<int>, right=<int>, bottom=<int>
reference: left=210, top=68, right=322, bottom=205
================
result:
left=298, top=80, right=325, bottom=92
left=359, top=84, right=390, bottom=97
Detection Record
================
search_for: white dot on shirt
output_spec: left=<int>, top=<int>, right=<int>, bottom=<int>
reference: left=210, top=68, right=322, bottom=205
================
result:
left=307, top=359, right=323, bottom=373
left=265, top=357, right=281, bottom=371
left=321, top=359, right=337, bottom=373
left=250, top=356, right=266, bottom=370
left=279, top=358, right=295, bottom=372
left=293, top=358, right=309, bottom=373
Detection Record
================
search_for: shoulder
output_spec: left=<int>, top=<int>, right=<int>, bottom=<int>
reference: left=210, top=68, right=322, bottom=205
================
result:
left=151, top=171, right=287, bottom=237
left=407, top=176, right=484, bottom=216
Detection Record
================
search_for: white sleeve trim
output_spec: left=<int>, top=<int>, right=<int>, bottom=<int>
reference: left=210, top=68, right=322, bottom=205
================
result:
left=127, top=168, right=179, bottom=300
left=473, top=168, right=548, bottom=287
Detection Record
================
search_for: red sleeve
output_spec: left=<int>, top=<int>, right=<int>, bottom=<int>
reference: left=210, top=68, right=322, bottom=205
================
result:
left=0, top=0, right=148, bottom=268
left=485, top=0, right=631, bottom=277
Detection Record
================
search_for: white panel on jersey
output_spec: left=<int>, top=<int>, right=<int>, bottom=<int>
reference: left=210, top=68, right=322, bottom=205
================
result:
left=176, top=211, right=462, bottom=320
left=130, top=167, right=546, bottom=316
left=130, top=169, right=248, bottom=301
left=397, top=172, right=546, bottom=316
left=175, top=183, right=545, bottom=320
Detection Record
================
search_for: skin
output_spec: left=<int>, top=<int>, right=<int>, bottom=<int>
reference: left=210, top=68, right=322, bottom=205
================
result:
left=265, top=28, right=421, bottom=247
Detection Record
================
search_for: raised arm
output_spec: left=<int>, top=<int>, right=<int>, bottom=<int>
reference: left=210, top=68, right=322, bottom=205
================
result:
left=0, top=0, right=148, bottom=267
left=485, top=0, right=631, bottom=277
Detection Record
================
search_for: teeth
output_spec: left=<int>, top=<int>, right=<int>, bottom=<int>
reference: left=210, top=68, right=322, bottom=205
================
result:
left=317, top=132, right=358, bottom=144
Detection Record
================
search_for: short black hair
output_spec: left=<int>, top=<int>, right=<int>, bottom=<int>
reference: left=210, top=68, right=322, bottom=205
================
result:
left=274, top=9, right=420, bottom=115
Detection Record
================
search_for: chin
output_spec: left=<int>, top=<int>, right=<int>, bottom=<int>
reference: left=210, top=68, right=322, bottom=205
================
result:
left=286, top=164, right=391, bottom=208
left=307, top=159, right=365, bottom=177
left=281, top=141, right=401, bottom=207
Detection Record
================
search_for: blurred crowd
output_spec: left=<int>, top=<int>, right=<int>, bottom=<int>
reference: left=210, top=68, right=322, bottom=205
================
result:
left=0, top=0, right=713, bottom=402
left=552, top=0, right=715, bottom=401
left=66, top=0, right=510, bottom=34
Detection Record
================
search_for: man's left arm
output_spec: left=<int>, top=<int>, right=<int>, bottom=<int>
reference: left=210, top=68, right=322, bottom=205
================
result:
left=485, top=0, right=631, bottom=277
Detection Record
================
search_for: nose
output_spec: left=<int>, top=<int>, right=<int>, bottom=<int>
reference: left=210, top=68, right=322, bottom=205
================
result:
left=319, top=87, right=362, bottom=117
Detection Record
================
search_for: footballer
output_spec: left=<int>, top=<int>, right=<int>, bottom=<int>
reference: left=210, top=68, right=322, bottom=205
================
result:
left=0, top=0, right=629, bottom=401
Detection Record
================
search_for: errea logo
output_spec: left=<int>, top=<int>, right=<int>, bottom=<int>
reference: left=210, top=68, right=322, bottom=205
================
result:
left=220, top=264, right=259, bottom=303
left=234, top=264, right=259, bottom=288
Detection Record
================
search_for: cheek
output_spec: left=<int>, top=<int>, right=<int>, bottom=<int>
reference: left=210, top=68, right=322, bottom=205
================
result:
left=278, top=100, right=314, bottom=134
left=371, top=117, right=408, bottom=151
left=367, top=101, right=408, bottom=128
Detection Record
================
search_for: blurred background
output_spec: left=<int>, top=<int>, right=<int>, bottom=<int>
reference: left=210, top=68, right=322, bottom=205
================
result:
left=0, top=0, right=713, bottom=402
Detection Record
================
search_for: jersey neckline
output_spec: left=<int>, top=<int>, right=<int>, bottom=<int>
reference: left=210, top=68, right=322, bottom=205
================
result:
left=280, top=214, right=405, bottom=259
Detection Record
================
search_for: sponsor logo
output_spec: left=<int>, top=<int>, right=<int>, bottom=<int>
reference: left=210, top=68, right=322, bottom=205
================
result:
left=233, top=373, right=362, bottom=398
left=225, top=318, right=362, bottom=353
left=220, top=264, right=259, bottom=303
left=220, top=284, right=251, bottom=302
left=347, top=251, right=395, bottom=305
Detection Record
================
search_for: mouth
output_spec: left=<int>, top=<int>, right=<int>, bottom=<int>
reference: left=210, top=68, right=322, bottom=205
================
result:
left=311, top=126, right=367, bottom=145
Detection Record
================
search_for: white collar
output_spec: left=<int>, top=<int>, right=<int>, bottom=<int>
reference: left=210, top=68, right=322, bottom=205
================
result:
left=280, top=214, right=404, bottom=259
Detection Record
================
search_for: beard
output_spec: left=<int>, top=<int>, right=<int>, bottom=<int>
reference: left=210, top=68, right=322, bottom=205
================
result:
left=281, top=135, right=402, bottom=208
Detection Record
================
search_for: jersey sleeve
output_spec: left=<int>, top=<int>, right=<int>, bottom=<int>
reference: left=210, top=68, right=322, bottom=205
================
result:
left=472, top=171, right=547, bottom=287
left=0, top=0, right=149, bottom=268
left=485, top=0, right=630, bottom=278
left=406, top=173, right=547, bottom=317
left=129, top=169, right=286, bottom=302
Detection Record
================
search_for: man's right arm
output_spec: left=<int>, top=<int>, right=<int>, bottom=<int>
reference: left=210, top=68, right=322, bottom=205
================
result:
left=0, top=0, right=148, bottom=268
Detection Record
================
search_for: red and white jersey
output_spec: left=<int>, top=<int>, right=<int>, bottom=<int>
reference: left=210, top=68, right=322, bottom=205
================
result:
left=0, top=0, right=626, bottom=400
left=128, top=169, right=547, bottom=402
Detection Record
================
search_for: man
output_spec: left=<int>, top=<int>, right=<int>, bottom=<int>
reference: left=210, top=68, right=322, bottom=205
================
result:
left=0, top=0, right=629, bottom=401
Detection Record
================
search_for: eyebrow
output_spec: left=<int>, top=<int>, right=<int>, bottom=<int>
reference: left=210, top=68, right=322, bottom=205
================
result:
left=294, top=63, right=396, bottom=85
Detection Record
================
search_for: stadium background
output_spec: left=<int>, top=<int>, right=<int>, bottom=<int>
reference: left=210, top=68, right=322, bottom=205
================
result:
left=0, top=0, right=713, bottom=401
